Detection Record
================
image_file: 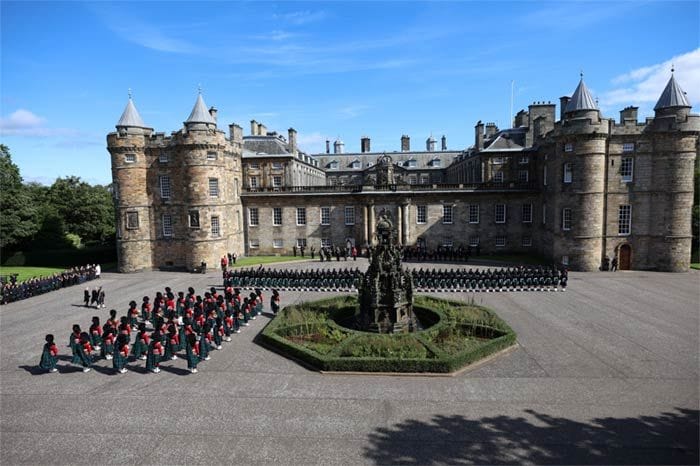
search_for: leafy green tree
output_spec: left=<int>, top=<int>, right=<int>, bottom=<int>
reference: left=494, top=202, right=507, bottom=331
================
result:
left=46, top=176, right=115, bottom=244
left=0, top=145, right=40, bottom=249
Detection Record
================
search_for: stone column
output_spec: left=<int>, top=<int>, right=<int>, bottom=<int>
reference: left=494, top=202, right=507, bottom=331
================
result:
left=368, top=203, right=375, bottom=246
left=402, top=202, right=410, bottom=245
left=397, top=205, right=403, bottom=245
left=362, top=205, right=369, bottom=245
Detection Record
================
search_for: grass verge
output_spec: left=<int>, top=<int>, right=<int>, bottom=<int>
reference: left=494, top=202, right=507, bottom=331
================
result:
left=0, top=266, right=67, bottom=282
left=231, top=255, right=310, bottom=268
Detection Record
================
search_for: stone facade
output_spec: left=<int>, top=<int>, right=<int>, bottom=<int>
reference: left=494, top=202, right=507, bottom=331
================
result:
left=109, top=75, right=698, bottom=272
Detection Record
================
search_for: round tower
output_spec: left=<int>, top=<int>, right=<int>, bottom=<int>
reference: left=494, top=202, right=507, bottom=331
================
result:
left=552, top=76, right=608, bottom=271
left=179, top=91, right=236, bottom=271
left=107, top=94, right=154, bottom=272
left=650, top=72, right=697, bottom=272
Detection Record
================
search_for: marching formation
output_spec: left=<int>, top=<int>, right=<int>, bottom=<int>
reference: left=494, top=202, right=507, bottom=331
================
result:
left=224, top=267, right=364, bottom=291
left=39, top=285, right=281, bottom=374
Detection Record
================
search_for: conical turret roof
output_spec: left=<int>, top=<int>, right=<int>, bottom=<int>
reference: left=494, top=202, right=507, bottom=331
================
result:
left=654, top=73, right=691, bottom=110
left=565, top=77, right=597, bottom=113
left=116, top=97, right=147, bottom=128
left=185, top=93, right=216, bottom=125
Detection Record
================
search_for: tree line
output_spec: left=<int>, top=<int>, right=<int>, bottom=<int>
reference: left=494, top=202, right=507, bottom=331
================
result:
left=0, top=144, right=115, bottom=254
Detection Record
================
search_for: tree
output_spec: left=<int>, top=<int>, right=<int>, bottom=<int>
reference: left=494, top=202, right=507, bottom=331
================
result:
left=46, top=176, right=115, bottom=244
left=0, top=145, right=40, bottom=250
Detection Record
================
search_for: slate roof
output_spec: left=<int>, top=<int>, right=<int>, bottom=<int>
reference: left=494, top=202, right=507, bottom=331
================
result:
left=185, top=94, right=216, bottom=124
left=565, top=78, right=597, bottom=113
left=116, top=98, right=147, bottom=128
left=654, top=74, right=691, bottom=110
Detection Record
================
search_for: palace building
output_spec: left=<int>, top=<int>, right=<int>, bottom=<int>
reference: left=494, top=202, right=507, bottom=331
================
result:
left=107, top=74, right=698, bottom=272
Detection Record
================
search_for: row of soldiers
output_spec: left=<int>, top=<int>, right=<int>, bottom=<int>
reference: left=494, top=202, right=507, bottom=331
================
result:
left=410, top=265, right=568, bottom=291
left=402, top=245, right=476, bottom=263
left=225, top=267, right=364, bottom=291
left=2, top=264, right=98, bottom=305
left=39, top=285, right=281, bottom=374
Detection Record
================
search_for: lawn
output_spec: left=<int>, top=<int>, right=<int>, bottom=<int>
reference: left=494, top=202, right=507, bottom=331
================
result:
left=0, top=266, right=67, bottom=282
left=691, top=263, right=700, bottom=270
left=230, top=255, right=310, bottom=268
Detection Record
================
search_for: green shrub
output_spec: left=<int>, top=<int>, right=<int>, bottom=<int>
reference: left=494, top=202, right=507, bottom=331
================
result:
left=339, top=334, right=431, bottom=359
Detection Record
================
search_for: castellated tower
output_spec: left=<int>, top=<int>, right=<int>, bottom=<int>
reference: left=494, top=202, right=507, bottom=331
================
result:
left=107, top=96, right=155, bottom=272
left=647, top=73, right=698, bottom=272
left=549, top=77, right=608, bottom=271
left=108, top=92, right=244, bottom=272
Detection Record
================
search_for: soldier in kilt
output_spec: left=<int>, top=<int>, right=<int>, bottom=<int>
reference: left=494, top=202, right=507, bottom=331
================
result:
left=89, top=316, right=102, bottom=351
left=270, top=290, right=280, bottom=315
left=131, top=323, right=149, bottom=360
left=113, top=334, right=129, bottom=373
left=146, top=330, right=164, bottom=373
left=213, top=317, right=224, bottom=349
left=199, top=323, right=212, bottom=361
left=141, top=296, right=152, bottom=323
left=223, top=309, right=234, bottom=341
left=185, top=333, right=199, bottom=373
left=74, top=332, right=93, bottom=372
left=128, top=300, right=139, bottom=328
left=39, top=334, right=59, bottom=373
left=68, top=324, right=81, bottom=361
left=101, top=327, right=115, bottom=360
left=163, top=324, right=179, bottom=361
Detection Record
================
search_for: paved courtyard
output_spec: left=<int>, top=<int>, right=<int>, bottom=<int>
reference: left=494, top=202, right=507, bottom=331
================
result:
left=1, top=259, right=698, bottom=465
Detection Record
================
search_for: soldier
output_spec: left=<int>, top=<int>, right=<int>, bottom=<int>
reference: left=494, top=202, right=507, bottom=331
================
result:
left=113, top=334, right=129, bottom=373
left=39, top=334, right=59, bottom=373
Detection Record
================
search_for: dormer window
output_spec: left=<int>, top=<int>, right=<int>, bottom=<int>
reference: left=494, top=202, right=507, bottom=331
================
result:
left=406, top=159, right=417, bottom=168
left=350, top=160, right=360, bottom=169
left=328, top=161, right=339, bottom=170
left=430, top=158, right=441, bottom=167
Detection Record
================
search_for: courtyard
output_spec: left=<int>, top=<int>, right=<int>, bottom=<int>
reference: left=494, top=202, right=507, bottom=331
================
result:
left=0, top=259, right=698, bottom=465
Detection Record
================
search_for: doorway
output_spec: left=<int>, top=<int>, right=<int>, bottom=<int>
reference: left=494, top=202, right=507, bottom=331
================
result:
left=618, top=244, right=632, bottom=270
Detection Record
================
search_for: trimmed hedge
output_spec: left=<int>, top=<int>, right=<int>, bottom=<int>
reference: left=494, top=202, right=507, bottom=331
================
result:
left=257, top=295, right=517, bottom=373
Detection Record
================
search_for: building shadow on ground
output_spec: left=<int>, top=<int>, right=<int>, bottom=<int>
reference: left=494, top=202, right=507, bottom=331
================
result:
left=363, top=408, right=699, bottom=465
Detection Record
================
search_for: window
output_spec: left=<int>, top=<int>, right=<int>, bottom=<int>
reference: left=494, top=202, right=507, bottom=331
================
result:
left=329, top=161, right=338, bottom=170
left=542, top=203, right=547, bottom=225
left=495, top=204, right=506, bottom=223
left=442, top=240, right=453, bottom=248
left=209, top=178, right=219, bottom=197
left=296, top=238, right=307, bottom=248
left=272, top=176, right=282, bottom=188
left=522, top=236, right=532, bottom=247
left=519, top=156, right=529, bottom=165
left=442, top=205, right=453, bottom=224
left=416, top=205, right=427, bottom=224
left=408, top=175, right=418, bottom=185
left=563, top=163, right=573, bottom=183
left=272, top=162, right=283, bottom=169
left=249, top=162, right=260, bottom=169
left=249, top=176, right=259, bottom=188
left=543, top=165, right=548, bottom=186
left=162, top=214, right=173, bottom=237
left=522, top=203, right=532, bottom=223
left=207, top=151, right=217, bottom=160
left=273, top=239, right=283, bottom=248
left=320, top=207, right=330, bottom=225
left=159, top=152, right=169, bottom=163
left=321, top=238, right=331, bottom=248
left=344, top=206, right=355, bottom=225
left=518, top=170, right=529, bottom=183
left=248, top=208, right=259, bottom=226
left=622, top=143, right=635, bottom=153
left=126, top=212, right=139, bottom=229
left=350, top=160, right=360, bottom=169
left=407, top=159, right=417, bottom=168
left=495, top=236, right=506, bottom=247
left=420, top=174, right=430, bottom=184
left=469, top=236, right=480, bottom=247
left=273, top=207, right=282, bottom=226
left=432, top=159, right=441, bottom=167
left=561, top=255, right=569, bottom=266
left=562, top=208, right=572, bottom=231
left=188, top=210, right=200, bottom=229
left=159, top=176, right=171, bottom=199
left=494, top=171, right=504, bottom=183
left=125, top=154, right=136, bottom=163
left=469, top=204, right=480, bottom=224
left=621, top=157, right=634, bottom=182
left=618, top=205, right=631, bottom=235
left=564, top=143, right=574, bottom=152
left=249, top=239, right=260, bottom=249
left=211, top=216, right=220, bottom=237
left=296, top=207, right=306, bottom=225
left=492, top=157, right=505, bottom=165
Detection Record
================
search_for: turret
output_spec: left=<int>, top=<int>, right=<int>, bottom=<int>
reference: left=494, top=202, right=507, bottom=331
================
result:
left=563, top=75, right=600, bottom=123
left=184, top=91, right=216, bottom=131
left=653, top=69, right=692, bottom=120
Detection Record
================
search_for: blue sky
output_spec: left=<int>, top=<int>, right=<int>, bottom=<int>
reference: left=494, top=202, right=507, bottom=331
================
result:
left=1, top=0, right=699, bottom=185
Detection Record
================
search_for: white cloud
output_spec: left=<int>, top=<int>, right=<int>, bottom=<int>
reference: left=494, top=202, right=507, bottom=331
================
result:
left=297, top=132, right=331, bottom=154
left=273, top=10, right=327, bottom=25
left=0, top=108, right=85, bottom=138
left=602, top=48, right=700, bottom=110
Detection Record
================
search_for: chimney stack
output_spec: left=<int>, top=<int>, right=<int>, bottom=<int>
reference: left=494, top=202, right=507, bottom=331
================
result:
left=619, top=106, right=639, bottom=125
left=287, top=128, right=297, bottom=155
left=485, top=122, right=498, bottom=138
left=325, top=139, right=330, bottom=154
left=258, top=123, right=267, bottom=136
left=250, top=119, right=258, bottom=136
left=361, top=136, right=371, bottom=153
left=441, top=135, right=447, bottom=151
left=559, top=96, right=570, bottom=121
left=401, top=135, right=410, bottom=152
left=475, top=121, right=484, bottom=151
left=229, top=123, right=243, bottom=142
